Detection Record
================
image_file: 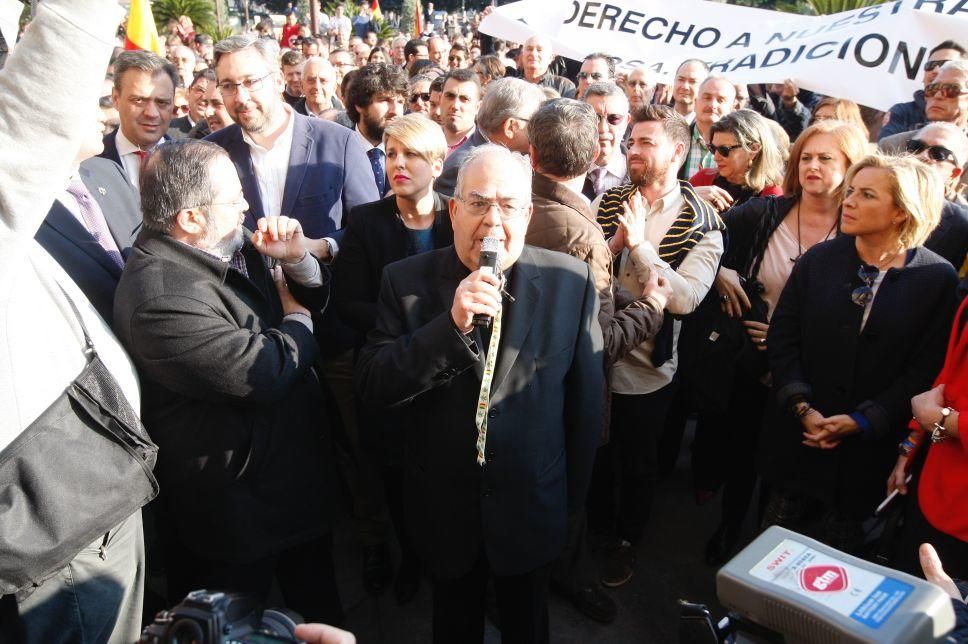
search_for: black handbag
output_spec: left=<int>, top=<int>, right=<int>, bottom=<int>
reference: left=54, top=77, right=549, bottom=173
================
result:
left=0, top=289, right=159, bottom=596
left=692, top=277, right=770, bottom=414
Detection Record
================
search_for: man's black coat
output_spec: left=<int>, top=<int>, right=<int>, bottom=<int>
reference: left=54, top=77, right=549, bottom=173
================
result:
left=356, top=245, right=605, bottom=580
left=114, top=231, right=336, bottom=562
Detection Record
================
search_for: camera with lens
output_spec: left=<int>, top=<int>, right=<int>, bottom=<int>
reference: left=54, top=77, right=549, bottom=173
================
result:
left=140, top=590, right=302, bottom=643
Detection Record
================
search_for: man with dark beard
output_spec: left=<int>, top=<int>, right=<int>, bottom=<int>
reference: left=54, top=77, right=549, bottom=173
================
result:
left=113, top=139, right=343, bottom=624
left=345, top=63, right=408, bottom=195
left=205, top=34, right=377, bottom=259
left=592, top=105, right=724, bottom=588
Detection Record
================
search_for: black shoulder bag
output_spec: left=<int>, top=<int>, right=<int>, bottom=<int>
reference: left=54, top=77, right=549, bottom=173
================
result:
left=0, top=288, right=159, bottom=596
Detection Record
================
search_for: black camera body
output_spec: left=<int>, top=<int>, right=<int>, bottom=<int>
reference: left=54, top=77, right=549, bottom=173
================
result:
left=140, top=590, right=301, bottom=644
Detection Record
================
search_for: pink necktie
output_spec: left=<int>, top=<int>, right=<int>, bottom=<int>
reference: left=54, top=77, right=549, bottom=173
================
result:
left=591, top=167, right=608, bottom=196
left=65, top=180, right=125, bottom=270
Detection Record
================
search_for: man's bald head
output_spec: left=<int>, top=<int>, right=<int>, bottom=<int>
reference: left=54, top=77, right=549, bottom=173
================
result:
left=521, top=34, right=554, bottom=81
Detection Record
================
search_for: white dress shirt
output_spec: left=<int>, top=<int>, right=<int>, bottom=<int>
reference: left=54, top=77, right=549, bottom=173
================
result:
left=114, top=128, right=154, bottom=190
left=609, top=184, right=724, bottom=395
left=241, top=104, right=296, bottom=219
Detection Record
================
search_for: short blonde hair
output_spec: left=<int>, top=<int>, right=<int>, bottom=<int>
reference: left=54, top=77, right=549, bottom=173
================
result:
left=382, top=113, right=447, bottom=165
left=783, top=120, right=871, bottom=197
left=843, top=154, right=943, bottom=249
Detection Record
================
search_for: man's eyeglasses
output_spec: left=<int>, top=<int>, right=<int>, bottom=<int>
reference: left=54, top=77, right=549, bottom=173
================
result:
left=577, top=71, right=608, bottom=81
left=596, top=112, right=625, bottom=126
left=217, top=72, right=273, bottom=96
left=924, top=82, right=968, bottom=99
left=851, top=265, right=879, bottom=308
left=173, top=104, right=190, bottom=116
left=456, top=196, right=527, bottom=220
left=906, top=138, right=959, bottom=166
left=924, top=59, right=954, bottom=72
left=705, top=142, right=743, bottom=157
left=409, top=92, right=431, bottom=103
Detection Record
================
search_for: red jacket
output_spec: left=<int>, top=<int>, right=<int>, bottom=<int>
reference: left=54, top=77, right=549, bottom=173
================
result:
left=917, top=296, right=968, bottom=541
left=689, top=168, right=783, bottom=198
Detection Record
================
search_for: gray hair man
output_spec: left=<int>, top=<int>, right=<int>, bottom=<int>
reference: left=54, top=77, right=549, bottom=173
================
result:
left=907, top=121, right=968, bottom=269
left=435, top=76, right=543, bottom=196
left=296, top=57, right=341, bottom=117
left=518, top=34, right=577, bottom=98
left=582, top=81, right=631, bottom=199
left=356, top=142, right=605, bottom=642
left=113, top=139, right=338, bottom=620
left=525, top=98, right=670, bottom=623
left=880, top=60, right=968, bottom=156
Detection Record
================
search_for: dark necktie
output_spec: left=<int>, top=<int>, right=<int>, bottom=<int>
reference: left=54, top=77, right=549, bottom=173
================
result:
left=65, top=180, right=124, bottom=270
left=367, top=147, right=386, bottom=195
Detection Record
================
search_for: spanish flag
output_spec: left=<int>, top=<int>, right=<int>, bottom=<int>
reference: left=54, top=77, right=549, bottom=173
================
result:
left=370, top=0, right=383, bottom=22
left=125, top=0, right=164, bottom=55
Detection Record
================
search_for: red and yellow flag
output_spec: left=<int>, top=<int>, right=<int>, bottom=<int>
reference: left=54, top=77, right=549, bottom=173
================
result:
left=370, top=0, right=383, bottom=22
left=125, top=0, right=164, bottom=55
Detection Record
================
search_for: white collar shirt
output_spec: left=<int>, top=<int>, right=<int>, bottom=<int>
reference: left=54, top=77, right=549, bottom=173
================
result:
left=115, top=128, right=160, bottom=190
left=241, top=104, right=296, bottom=219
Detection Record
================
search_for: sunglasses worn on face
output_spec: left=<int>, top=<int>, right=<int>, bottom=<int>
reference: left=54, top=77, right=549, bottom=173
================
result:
left=577, top=71, right=607, bottom=81
left=924, top=59, right=954, bottom=72
left=409, top=92, right=431, bottom=103
left=705, top=142, right=743, bottom=157
left=924, top=82, right=968, bottom=99
left=596, top=112, right=625, bottom=126
left=907, top=139, right=959, bottom=165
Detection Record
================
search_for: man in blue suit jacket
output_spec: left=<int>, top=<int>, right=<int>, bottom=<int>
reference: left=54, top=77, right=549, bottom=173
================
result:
left=205, top=34, right=379, bottom=258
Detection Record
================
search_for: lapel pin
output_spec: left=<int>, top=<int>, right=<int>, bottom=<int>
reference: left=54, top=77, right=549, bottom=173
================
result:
left=97, top=187, right=107, bottom=195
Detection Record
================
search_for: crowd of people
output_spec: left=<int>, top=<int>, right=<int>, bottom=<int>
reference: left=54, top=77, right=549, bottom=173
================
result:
left=2, top=0, right=968, bottom=642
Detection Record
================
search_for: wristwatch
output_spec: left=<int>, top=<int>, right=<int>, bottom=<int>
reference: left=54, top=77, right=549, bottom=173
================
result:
left=930, top=406, right=953, bottom=443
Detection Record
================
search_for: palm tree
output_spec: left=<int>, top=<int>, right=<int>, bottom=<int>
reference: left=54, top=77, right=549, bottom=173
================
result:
left=805, top=0, right=888, bottom=12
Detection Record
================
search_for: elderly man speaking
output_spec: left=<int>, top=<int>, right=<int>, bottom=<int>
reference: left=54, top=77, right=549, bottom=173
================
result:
left=356, top=144, right=605, bottom=644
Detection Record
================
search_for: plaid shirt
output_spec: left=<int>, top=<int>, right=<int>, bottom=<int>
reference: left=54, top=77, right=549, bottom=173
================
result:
left=681, top=123, right=713, bottom=181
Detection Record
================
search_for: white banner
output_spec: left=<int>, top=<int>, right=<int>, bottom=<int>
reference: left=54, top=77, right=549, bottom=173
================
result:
left=0, top=0, right=24, bottom=52
left=479, top=0, right=968, bottom=111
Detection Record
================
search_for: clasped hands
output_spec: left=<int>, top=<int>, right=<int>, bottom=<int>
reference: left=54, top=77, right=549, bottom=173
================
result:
left=609, top=192, right=673, bottom=307
left=800, top=408, right=860, bottom=450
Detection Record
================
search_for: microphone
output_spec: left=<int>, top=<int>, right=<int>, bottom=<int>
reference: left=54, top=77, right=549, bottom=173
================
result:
left=472, top=236, right=503, bottom=328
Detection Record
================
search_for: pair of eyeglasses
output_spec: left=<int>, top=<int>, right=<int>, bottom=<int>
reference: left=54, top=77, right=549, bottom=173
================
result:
left=924, top=82, right=968, bottom=99
left=577, top=71, right=607, bottom=81
left=173, top=104, right=190, bottom=116
left=217, top=72, right=273, bottom=96
left=456, top=196, right=526, bottom=220
left=906, top=138, right=959, bottom=165
left=596, top=112, right=625, bottom=126
left=705, top=142, right=743, bottom=157
left=409, top=92, right=431, bottom=103
left=924, top=59, right=954, bottom=72
left=448, top=55, right=464, bottom=63
left=851, top=264, right=880, bottom=308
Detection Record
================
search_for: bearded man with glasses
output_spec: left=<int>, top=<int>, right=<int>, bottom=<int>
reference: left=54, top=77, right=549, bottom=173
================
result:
left=114, top=139, right=342, bottom=623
